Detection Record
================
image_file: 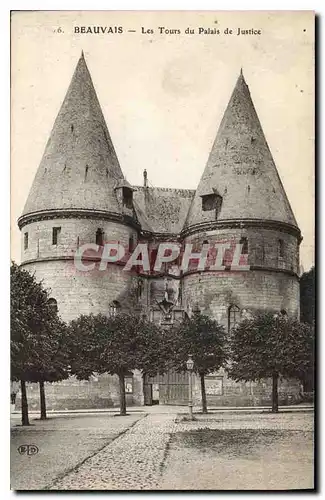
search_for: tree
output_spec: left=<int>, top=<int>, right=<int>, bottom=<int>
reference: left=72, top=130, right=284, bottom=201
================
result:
left=68, top=312, right=168, bottom=415
left=227, top=311, right=314, bottom=412
left=28, top=319, right=69, bottom=419
left=170, top=311, right=227, bottom=413
left=300, top=267, right=315, bottom=325
left=11, top=262, right=69, bottom=423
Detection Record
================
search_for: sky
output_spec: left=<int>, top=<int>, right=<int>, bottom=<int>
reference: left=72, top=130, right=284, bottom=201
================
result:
left=11, top=10, right=314, bottom=271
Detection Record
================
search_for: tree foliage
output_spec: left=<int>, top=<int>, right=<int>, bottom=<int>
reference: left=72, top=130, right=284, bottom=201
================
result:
left=170, top=311, right=227, bottom=413
left=227, top=310, right=314, bottom=411
left=171, top=311, right=227, bottom=373
left=300, top=266, right=315, bottom=325
left=68, top=312, right=169, bottom=414
left=11, top=262, right=69, bottom=422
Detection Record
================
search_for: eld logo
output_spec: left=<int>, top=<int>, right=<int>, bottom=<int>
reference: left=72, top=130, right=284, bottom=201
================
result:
left=17, top=444, right=39, bottom=456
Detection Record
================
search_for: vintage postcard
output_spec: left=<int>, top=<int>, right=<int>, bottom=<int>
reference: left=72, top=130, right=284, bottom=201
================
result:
left=10, top=10, right=315, bottom=491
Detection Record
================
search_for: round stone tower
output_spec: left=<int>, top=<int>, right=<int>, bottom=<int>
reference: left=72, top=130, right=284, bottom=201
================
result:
left=18, top=53, right=139, bottom=323
left=182, top=70, right=302, bottom=328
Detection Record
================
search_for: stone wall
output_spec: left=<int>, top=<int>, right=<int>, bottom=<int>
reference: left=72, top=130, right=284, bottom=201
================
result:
left=182, top=225, right=300, bottom=324
left=191, top=370, right=302, bottom=407
left=20, top=219, right=138, bottom=323
left=15, top=371, right=144, bottom=411
left=21, top=218, right=137, bottom=264
left=16, top=218, right=301, bottom=409
left=183, top=269, right=299, bottom=326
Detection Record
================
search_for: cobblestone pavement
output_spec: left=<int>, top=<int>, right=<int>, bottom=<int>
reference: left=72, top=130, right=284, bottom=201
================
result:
left=11, top=409, right=314, bottom=491
left=51, top=413, right=177, bottom=490
left=10, top=413, right=143, bottom=490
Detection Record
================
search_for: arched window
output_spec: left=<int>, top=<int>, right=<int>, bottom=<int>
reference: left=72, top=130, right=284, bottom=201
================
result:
left=228, top=305, right=241, bottom=332
left=48, top=298, right=58, bottom=313
left=109, top=300, right=120, bottom=317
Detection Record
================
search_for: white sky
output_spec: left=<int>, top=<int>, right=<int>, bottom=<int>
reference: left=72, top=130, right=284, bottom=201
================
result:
left=11, top=11, right=314, bottom=271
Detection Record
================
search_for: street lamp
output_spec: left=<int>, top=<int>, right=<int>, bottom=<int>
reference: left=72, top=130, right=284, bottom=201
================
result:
left=186, top=355, right=194, bottom=420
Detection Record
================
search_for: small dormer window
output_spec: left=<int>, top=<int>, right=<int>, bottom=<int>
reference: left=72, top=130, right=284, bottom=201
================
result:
left=52, top=227, right=61, bottom=245
left=201, top=193, right=222, bottom=219
left=122, top=187, right=133, bottom=209
left=96, top=228, right=104, bottom=246
left=24, top=232, right=28, bottom=250
left=202, top=194, right=216, bottom=211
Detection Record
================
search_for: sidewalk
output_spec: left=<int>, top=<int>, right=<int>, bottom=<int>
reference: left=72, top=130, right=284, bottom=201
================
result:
left=11, top=403, right=314, bottom=417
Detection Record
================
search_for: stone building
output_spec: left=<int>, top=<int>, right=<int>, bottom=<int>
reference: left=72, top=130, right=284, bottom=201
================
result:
left=17, top=54, right=302, bottom=410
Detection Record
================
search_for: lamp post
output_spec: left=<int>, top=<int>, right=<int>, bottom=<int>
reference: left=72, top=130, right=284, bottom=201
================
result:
left=186, top=355, right=194, bottom=420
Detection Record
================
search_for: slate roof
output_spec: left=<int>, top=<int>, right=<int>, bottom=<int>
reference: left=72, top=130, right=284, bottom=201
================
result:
left=22, top=56, right=299, bottom=237
left=133, top=187, right=195, bottom=234
left=22, top=52, right=125, bottom=216
left=184, top=71, right=298, bottom=229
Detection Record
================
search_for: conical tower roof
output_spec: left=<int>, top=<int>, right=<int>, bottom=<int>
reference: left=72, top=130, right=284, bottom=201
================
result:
left=184, top=71, right=298, bottom=229
left=22, top=52, right=125, bottom=216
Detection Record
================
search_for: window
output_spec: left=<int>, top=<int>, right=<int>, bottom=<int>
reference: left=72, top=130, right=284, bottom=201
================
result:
left=193, top=305, right=201, bottom=316
left=240, top=237, right=248, bottom=254
left=201, top=194, right=223, bottom=218
left=202, top=194, right=216, bottom=211
left=24, top=232, right=28, bottom=250
left=122, top=187, right=133, bottom=209
left=96, top=228, right=104, bottom=246
left=150, top=248, right=158, bottom=272
left=137, top=278, right=144, bottom=300
left=52, top=227, right=61, bottom=245
left=278, top=239, right=284, bottom=258
left=48, top=298, right=58, bottom=313
left=109, top=300, right=120, bottom=317
left=129, top=235, right=135, bottom=253
left=228, top=305, right=241, bottom=332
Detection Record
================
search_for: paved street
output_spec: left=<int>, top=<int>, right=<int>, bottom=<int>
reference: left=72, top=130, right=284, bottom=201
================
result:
left=11, top=407, right=314, bottom=491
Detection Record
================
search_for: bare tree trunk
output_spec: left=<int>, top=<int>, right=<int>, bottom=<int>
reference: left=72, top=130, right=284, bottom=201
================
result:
left=20, top=380, right=29, bottom=426
left=272, top=372, right=279, bottom=413
left=118, top=373, right=126, bottom=416
left=39, top=381, right=47, bottom=420
left=200, top=372, right=208, bottom=414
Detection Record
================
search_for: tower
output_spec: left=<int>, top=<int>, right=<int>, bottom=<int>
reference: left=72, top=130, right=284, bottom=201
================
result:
left=182, top=70, right=301, bottom=327
left=17, top=58, right=302, bottom=409
left=18, top=53, right=139, bottom=323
